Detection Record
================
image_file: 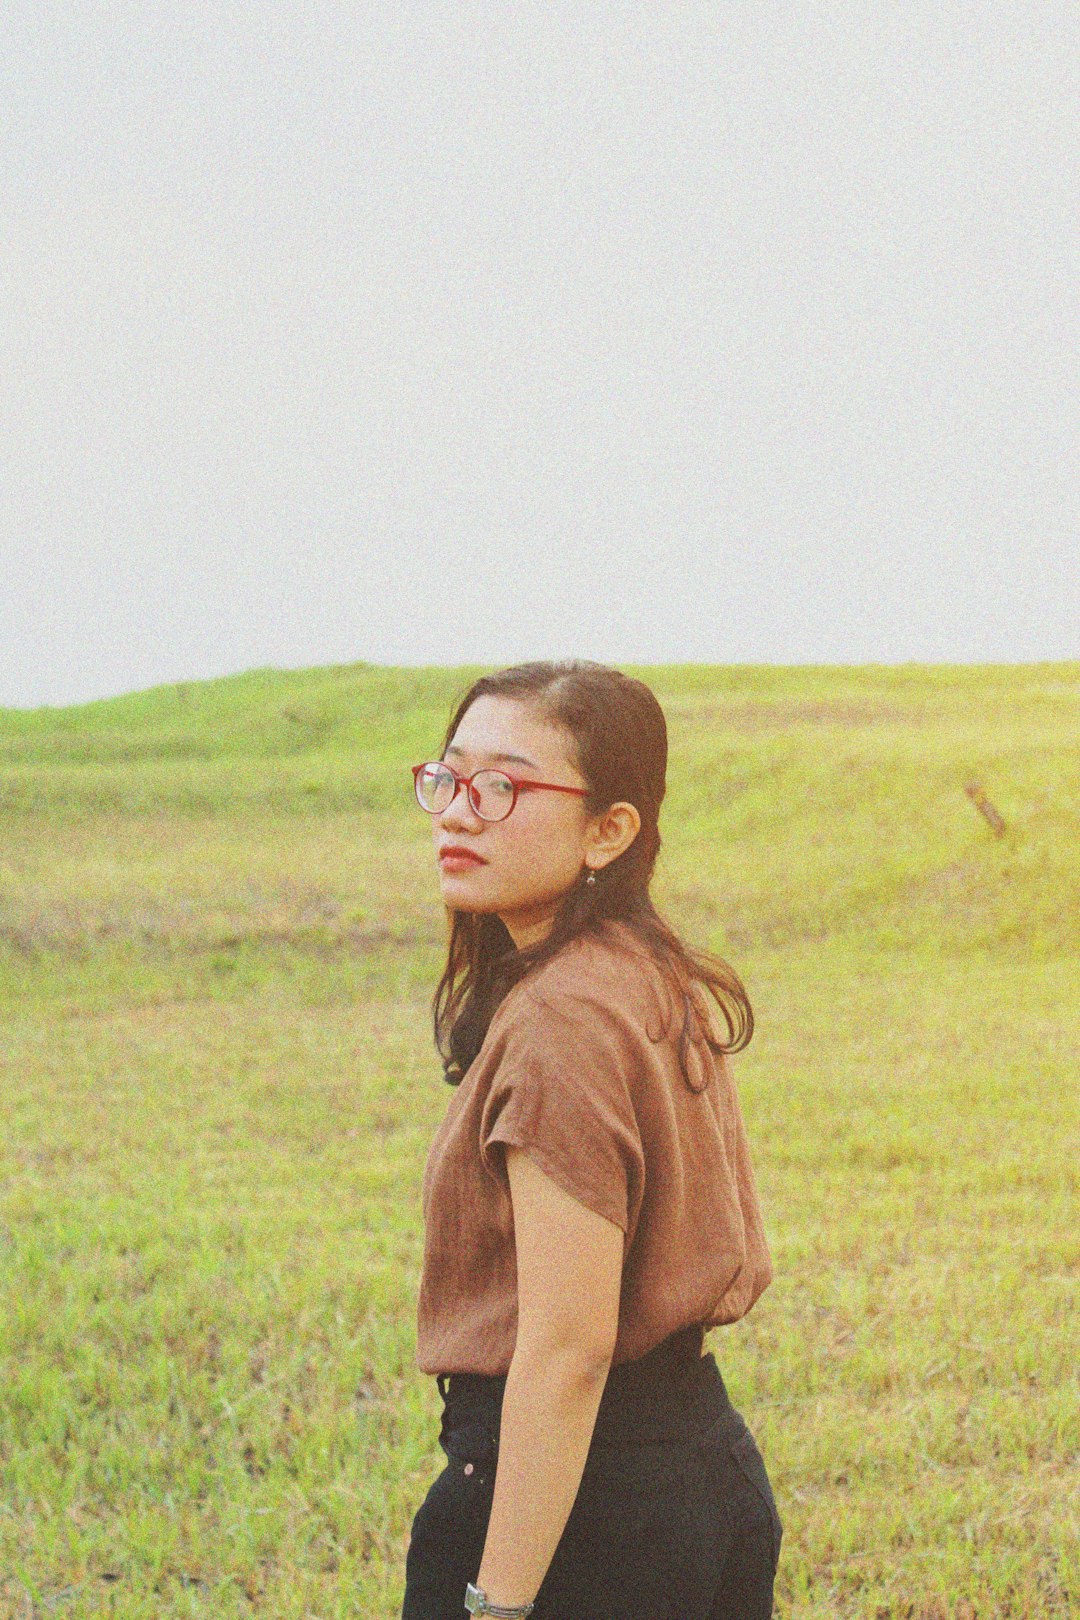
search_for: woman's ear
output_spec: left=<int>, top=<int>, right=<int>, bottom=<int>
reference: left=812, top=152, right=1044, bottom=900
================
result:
left=588, top=801, right=641, bottom=868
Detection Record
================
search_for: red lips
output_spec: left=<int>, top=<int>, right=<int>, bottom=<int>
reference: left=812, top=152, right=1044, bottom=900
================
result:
left=438, top=845, right=487, bottom=864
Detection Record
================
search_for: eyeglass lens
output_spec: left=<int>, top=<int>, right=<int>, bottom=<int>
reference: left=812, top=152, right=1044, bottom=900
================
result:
left=415, top=764, right=515, bottom=820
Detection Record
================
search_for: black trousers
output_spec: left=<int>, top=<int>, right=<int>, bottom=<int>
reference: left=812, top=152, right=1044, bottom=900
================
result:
left=401, top=1326, right=782, bottom=1620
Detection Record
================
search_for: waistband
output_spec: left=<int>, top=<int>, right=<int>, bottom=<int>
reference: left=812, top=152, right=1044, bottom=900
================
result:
left=436, top=1325, right=733, bottom=1455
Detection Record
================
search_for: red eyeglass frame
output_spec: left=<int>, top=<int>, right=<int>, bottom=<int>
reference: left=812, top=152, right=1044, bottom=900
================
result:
left=411, top=761, right=589, bottom=820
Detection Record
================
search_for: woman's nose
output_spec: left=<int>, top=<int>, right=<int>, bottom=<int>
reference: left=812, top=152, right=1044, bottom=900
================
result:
left=438, top=786, right=483, bottom=830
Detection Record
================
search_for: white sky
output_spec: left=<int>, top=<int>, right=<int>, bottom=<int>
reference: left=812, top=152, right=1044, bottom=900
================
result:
left=1, top=2, right=1077, bottom=709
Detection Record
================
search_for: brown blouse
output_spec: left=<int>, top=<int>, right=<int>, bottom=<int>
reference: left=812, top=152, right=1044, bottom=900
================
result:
left=416, top=918, right=774, bottom=1375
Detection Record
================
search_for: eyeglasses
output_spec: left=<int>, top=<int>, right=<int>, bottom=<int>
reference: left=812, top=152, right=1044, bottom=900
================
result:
left=411, top=761, right=589, bottom=822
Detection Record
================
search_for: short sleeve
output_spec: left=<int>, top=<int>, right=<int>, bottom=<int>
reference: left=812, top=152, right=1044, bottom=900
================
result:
left=479, top=985, right=646, bottom=1235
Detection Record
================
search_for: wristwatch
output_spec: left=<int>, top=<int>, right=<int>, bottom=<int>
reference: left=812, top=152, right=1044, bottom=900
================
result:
left=464, top=1581, right=535, bottom=1617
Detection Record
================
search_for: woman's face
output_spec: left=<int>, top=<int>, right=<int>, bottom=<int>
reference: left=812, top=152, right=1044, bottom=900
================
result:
left=428, top=694, right=637, bottom=950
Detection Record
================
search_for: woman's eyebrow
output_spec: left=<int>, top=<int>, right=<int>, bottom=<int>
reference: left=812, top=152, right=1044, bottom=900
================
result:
left=444, top=745, right=540, bottom=769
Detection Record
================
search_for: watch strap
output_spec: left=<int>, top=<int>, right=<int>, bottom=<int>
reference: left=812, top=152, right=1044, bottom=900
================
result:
left=464, top=1581, right=535, bottom=1617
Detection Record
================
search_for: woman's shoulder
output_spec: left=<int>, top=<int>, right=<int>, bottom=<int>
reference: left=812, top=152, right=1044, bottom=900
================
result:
left=508, top=920, right=671, bottom=1027
left=518, top=924, right=729, bottom=1060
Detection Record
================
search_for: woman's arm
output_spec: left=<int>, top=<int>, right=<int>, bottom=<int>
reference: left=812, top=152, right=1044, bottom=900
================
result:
left=473, top=1144, right=624, bottom=1610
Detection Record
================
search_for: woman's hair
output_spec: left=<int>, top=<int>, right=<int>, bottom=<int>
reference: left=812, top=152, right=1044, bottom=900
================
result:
left=431, top=659, right=753, bottom=1093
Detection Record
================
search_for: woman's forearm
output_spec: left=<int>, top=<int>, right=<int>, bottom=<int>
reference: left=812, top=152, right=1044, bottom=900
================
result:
left=474, top=1343, right=611, bottom=1609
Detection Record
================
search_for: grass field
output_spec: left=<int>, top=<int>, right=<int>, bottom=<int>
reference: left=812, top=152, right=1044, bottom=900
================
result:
left=0, top=660, right=1076, bottom=1619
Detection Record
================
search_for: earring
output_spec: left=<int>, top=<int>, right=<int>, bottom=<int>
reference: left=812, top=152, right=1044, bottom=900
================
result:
left=584, top=867, right=597, bottom=886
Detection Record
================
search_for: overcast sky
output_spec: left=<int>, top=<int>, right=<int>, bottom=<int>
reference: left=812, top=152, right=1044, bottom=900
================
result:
left=1, top=3, right=1077, bottom=709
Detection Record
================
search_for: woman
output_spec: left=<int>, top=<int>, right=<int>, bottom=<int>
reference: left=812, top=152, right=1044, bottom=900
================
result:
left=401, top=660, right=782, bottom=1620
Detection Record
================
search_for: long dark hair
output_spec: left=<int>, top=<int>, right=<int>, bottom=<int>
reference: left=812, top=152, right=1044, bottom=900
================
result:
left=430, top=660, right=753, bottom=1093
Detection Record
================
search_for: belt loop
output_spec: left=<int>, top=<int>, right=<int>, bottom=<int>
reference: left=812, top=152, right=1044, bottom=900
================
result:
left=437, top=1373, right=449, bottom=1401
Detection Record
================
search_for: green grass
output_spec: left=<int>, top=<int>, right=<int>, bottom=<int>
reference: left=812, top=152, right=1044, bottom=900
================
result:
left=0, top=660, right=1076, bottom=1618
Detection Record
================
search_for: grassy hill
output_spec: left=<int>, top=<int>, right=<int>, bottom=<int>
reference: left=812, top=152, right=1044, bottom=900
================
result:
left=0, top=661, right=1076, bottom=1617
